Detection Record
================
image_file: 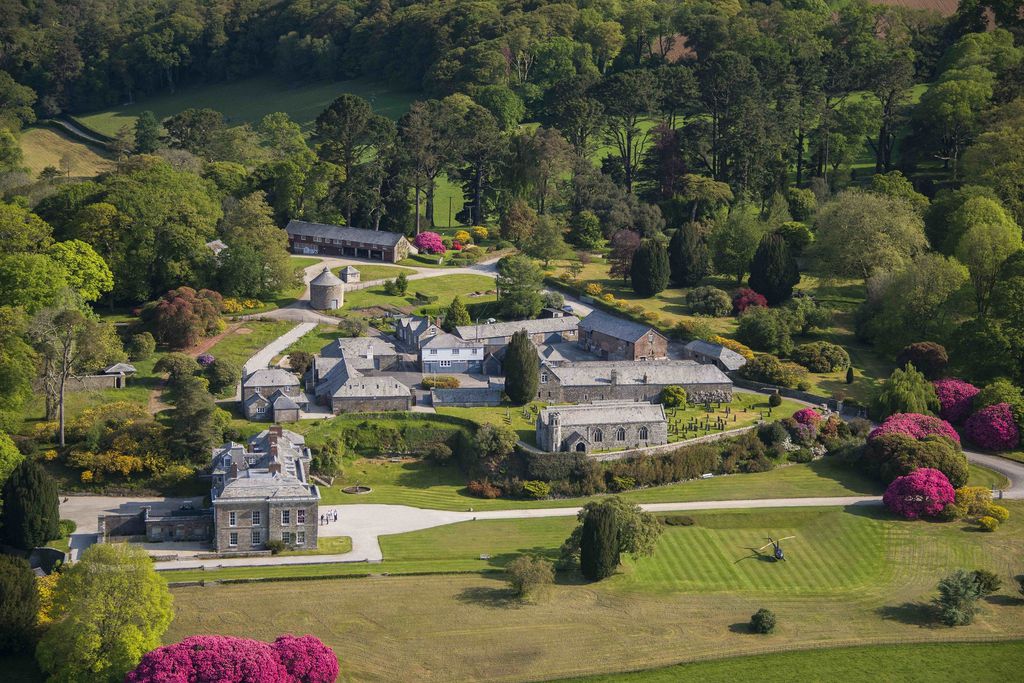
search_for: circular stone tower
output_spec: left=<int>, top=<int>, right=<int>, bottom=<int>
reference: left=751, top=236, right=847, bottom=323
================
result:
left=309, top=266, right=344, bottom=310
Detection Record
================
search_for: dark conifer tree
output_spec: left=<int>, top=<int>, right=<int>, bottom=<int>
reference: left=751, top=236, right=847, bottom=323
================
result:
left=748, top=232, right=800, bottom=305
left=0, top=460, right=59, bottom=549
left=0, top=555, right=39, bottom=652
left=504, top=330, right=539, bottom=405
left=580, top=502, right=621, bottom=581
left=669, top=223, right=710, bottom=287
left=630, top=239, right=670, bottom=296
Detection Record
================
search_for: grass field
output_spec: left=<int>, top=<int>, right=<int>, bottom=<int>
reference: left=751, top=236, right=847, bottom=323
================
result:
left=562, top=641, right=1024, bottom=682
left=18, top=126, right=114, bottom=178
left=165, top=502, right=1024, bottom=681
left=276, top=535, right=352, bottom=557
left=332, top=264, right=415, bottom=282
left=319, top=456, right=886, bottom=509
left=205, top=320, right=298, bottom=371
left=342, top=273, right=496, bottom=315
left=76, top=76, right=417, bottom=136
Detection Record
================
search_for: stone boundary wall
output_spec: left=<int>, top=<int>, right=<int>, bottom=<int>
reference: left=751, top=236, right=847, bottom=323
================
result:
left=730, top=376, right=829, bottom=406
left=519, top=424, right=761, bottom=460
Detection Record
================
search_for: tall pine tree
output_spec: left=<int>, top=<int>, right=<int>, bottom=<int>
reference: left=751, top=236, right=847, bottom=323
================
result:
left=442, top=295, right=471, bottom=332
left=0, top=460, right=59, bottom=550
left=669, top=223, right=710, bottom=287
left=748, top=232, right=800, bottom=305
left=630, top=240, right=670, bottom=296
left=580, top=502, right=621, bottom=581
left=504, top=330, right=539, bottom=405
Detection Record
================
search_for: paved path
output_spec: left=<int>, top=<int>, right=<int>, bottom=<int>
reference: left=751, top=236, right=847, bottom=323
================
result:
left=152, top=496, right=882, bottom=571
left=254, top=255, right=593, bottom=323
left=964, top=450, right=1024, bottom=498
left=241, top=321, right=316, bottom=377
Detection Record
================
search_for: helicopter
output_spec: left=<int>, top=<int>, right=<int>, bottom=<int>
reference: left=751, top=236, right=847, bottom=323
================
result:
left=758, top=536, right=795, bottom=561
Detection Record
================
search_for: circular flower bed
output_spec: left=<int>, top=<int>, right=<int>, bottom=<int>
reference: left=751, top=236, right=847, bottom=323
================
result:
left=932, top=378, right=980, bottom=424
left=867, top=412, right=960, bottom=446
left=963, top=402, right=1020, bottom=451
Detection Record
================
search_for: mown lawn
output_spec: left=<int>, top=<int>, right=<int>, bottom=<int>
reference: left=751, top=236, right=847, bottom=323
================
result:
left=276, top=324, right=351, bottom=360
left=341, top=273, right=496, bottom=315
left=166, top=502, right=1024, bottom=682
left=204, top=320, right=298, bottom=370
left=333, top=264, right=415, bottom=282
left=276, top=535, right=352, bottom=557
left=319, top=456, right=886, bottom=509
left=75, top=75, right=417, bottom=136
left=435, top=401, right=545, bottom=445
left=562, top=641, right=1024, bottom=683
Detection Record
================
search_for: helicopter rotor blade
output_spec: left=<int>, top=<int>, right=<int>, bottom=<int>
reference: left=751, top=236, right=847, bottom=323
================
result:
left=756, top=543, right=773, bottom=552
left=777, top=536, right=796, bottom=542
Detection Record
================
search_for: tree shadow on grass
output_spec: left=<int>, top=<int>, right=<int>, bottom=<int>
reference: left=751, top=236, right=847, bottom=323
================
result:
left=728, top=622, right=753, bottom=634
left=985, top=594, right=1024, bottom=607
left=876, top=602, right=941, bottom=628
left=455, top=584, right=523, bottom=609
left=486, top=548, right=560, bottom=569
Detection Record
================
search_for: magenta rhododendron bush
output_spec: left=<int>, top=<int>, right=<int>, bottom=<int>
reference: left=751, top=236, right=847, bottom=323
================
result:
left=867, top=412, right=960, bottom=445
left=125, top=634, right=339, bottom=683
left=792, top=408, right=822, bottom=426
left=932, top=379, right=980, bottom=423
left=413, top=231, right=445, bottom=254
left=963, top=402, right=1020, bottom=451
left=883, top=468, right=955, bottom=519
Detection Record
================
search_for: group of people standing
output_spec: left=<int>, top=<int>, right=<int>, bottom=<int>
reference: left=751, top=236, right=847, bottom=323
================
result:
left=319, top=510, right=338, bottom=526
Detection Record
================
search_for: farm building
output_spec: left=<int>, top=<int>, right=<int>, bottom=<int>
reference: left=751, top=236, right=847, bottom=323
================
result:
left=286, top=220, right=413, bottom=263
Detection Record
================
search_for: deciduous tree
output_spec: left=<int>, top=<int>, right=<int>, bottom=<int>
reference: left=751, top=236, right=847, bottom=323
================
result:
left=36, top=544, right=174, bottom=683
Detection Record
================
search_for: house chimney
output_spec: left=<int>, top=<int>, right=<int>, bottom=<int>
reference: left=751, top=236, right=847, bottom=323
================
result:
left=270, top=444, right=279, bottom=459
left=229, top=463, right=238, bottom=479
left=269, top=462, right=282, bottom=475
left=269, top=425, right=283, bottom=438
left=610, top=369, right=618, bottom=385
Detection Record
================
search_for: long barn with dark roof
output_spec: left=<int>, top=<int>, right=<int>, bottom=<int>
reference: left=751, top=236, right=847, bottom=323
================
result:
left=285, top=220, right=414, bottom=262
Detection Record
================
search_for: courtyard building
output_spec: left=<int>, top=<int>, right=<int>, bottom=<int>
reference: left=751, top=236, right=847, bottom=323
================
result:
left=578, top=310, right=669, bottom=360
left=539, top=360, right=733, bottom=404
left=536, top=401, right=668, bottom=453
left=242, top=368, right=305, bottom=421
left=420, top=333, right=485, bottom=373
left=211, top=427, right=320, bottom=553
left=286, top=220, right=413, bottom=262
left=682, top=339, right=748, bottom=372
left=455, top=316, right=580, bottom=353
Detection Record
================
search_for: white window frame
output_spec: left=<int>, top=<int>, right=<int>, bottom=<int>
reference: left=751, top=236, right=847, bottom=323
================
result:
left=639, top=426, right=649, bottom=441
left=297, top=509, right=306, bottom=524
left=228, top=511, right=236, bottom=527
left=251, top=510, right=261, bottom=525
left=616, top=427, right=626, bottom=442
left=297, top=531, right=306, bottom=545
left=282, top=509, right=291, bottom=525
left=229, top=532, right=238, bottom=547
left=439, top=359, right=452, bottom=368
left=453, top=348, right=460, bottom=355
left=429, top=349, right=438, bottom=355
left=540, top=372, right=548, bottom=384
left=282, top=531, right=293, bottom=545
left=251, top=530, right=262, bottom=546
left=593, top=429, right=603, bottom=443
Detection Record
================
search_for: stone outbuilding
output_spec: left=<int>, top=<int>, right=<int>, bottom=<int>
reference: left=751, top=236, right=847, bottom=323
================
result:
left=309, top=267, right=344, bottom=310
left=339, top=266, right=360, bottom=283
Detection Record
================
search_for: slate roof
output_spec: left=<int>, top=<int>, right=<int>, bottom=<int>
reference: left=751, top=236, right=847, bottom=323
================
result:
left=538, top=342, right=600, bottom=364
left=421, top=332, right=483, bottom=349
left=315, top=358, right=410, bottom=399
left=548, top=360, right=731, bottom=387
left=539, top=401, right=666, bottom=427
left=286, top=220, right=407, bottom=247
left=103, top=363, right=137, bottom=374
left=270, top=389, right=300, bottom=411
left=579, top=310, right=663, bottom=343
left=341, top=266, right=360, bottom=275
left=684, top=340, right=747, bottom=371
left=243, top=368, right=300, bottom=388
left=212, top=429, right=317, bottom=503
left=310, top=266, right=343, bottom=286
left=319, top=336, right=398, bottom=359
left=455, top=316, right=579, bottom=341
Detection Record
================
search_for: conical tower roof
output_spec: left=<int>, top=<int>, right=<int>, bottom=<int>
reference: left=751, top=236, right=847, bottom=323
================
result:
left=310, top=266, right=343, bottom=286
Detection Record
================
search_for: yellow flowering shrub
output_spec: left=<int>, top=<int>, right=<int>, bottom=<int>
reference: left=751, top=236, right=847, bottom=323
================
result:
left=584, top=283, right=603, bottom=297
left=454, top=230, right=472, bottom=244
left=36, top=573, right=60, bottom=626
left=472, top=226, right=489, bottom=241
left=709, top=335, right=755, bottom=360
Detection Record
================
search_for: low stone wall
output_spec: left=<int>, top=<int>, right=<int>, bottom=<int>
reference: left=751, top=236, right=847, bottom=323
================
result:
left=587, top=424, right=761, bottom=462
left=730, top=376, right=829, bottom=406
left=34, top=374, right=124, bottom=392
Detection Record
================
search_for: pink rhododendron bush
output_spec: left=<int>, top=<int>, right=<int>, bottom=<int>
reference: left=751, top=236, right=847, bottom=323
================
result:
left=867, top=413, right=960, bottom=445
left=731, top=288, right=767, bottom=314
left=932, top=379, right=980, bottom=424
left=792, top=408, right=822, bottom=426
left=125, top=634, right=339, bottom=683
left=883, top=468, right=955, bottom=519
left=413, top=231, right=445, bottom=254
left=963, top=403, right=1020, bottom=451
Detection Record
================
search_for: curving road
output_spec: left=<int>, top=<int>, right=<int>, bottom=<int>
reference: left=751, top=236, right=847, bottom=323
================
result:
left=964, top=449, right=1024, bottom=498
